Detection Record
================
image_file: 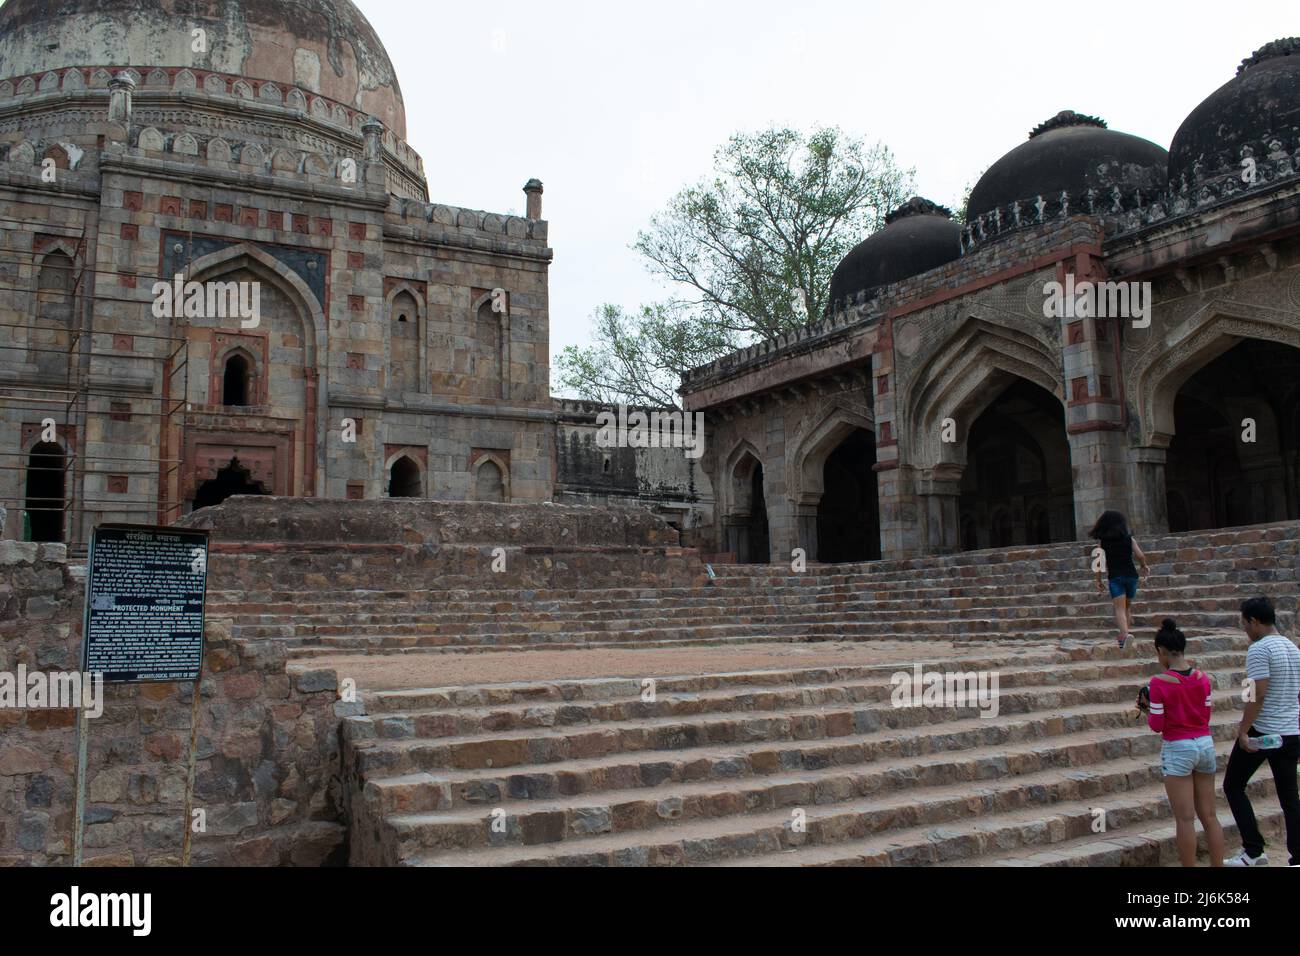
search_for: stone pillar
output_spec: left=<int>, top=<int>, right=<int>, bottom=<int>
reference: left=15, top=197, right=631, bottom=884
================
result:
left=1067, top=426, right=1130, bottom=536
left=724, top=515, right=750, bottom=561
left=1128, top=445, right=1169, bottom=535
left=918, top=466, right=963, bottom=554
left=792, top=500, right=819, bottom=563
left=876, top=462, right=922, bottom=559
left=524, top=179, right=544, bottom=219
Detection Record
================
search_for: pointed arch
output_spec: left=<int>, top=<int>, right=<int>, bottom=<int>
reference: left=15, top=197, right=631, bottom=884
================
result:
left=184, top=243, right=327, bottom=495
left=787, top=404, right=876, bottom=505
left=471, top=452, right=510, bottom=502
left=905, top=317, right=1064, bottom=470
left=1132, top=301, right=1300, bottom=447
left=386, top=281, right=426, bottom=393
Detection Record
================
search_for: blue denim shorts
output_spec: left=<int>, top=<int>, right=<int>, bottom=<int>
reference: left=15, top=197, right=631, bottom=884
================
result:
left=1160, top=735, right=1217, bottom=777
left=1108, top=575, right=1139, bottom=600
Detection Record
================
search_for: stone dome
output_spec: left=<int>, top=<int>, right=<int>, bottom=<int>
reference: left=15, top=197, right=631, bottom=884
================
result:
left=1169, top=39, right=1300, bottom=184
left=828, top=197, right=962, bottom=307
left=0, top=0, right=406, bottom=137
left=968, top=111, right=1167, bottom=222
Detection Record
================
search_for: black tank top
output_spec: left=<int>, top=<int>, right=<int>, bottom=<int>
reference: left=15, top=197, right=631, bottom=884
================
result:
left=1101, top=534, right=1137, bottom=579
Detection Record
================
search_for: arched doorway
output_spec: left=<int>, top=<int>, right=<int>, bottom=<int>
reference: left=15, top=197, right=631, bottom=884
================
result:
left=816, top=429, right=880, bottom=563
left=958, top=378, right=1074, bottom=550
left=25, top=442, right=66, bottom=542
left=192, top=457, right=269, bottom=511
left=388, top=456, right=422, bottom=498
left=726, top=450, right=769, bottom=564
left=1165, top=340, right=1300, bottom=531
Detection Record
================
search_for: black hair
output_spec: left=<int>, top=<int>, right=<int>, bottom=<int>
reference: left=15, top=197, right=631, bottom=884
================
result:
left=1089, top=510, right=1130, bottom=540
left=1155, top=618, right=1187, bottom=655
left=1240, top=596, right=1276, bottom=625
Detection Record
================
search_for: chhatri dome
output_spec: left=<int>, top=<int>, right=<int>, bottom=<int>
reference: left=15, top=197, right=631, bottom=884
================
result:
left=0, top=0, right=406, bottom=137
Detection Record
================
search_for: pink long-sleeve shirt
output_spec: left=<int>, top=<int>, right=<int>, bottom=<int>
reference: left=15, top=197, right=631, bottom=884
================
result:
left=1147, top=668, right=1213, bottom=741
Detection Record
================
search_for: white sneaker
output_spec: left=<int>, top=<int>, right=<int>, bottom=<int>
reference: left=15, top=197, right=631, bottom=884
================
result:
left=1224, top=850, right=1269, bottom=867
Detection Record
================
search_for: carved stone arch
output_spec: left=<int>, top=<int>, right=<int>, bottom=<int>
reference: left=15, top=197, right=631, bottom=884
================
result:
left=270, top=148, right=298, bottom=173
left=1133, top=301, right=1300, bottom=447
left=722, top=439, right=764, bottom=517
left=213, top=343, right=261, bottom=406
left=386, top=281, right=426, bottom=393
left=186, top=243, right=324, bottom=369
left=385, top=448, right=427, bottom=498
left=184, top=243, right=328, bottom=494
left=470, top=290, right=509, bottom=399
left=37, top=240, right=80, bottom=267
left=905, top=316, right=1063, bottom=471
left=471, top=452, right=510, bottom=502
left=207, top=137, right=232, bottom=164
left=137, top=127, right=164, bottom=152
left=787, top=404, right=876, bottom=505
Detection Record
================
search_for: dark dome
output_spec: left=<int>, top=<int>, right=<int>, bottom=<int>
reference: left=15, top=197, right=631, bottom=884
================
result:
left=828, top=198, right=961, bottom=307
left=1169, top=39, right=1300, bottom=184
left=968, top=111, right=1167, bottom=222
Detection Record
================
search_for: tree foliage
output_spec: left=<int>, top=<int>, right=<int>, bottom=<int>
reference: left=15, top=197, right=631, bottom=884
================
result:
left=555, top=127, right=914, bottom=407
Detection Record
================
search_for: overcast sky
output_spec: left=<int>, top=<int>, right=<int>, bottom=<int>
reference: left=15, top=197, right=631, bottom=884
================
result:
left=358, top=0, right=1297, bottom=366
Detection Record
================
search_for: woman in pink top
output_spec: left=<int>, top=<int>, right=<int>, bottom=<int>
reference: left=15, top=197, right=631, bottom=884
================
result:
left=1137, top=619, right=1225, bottom=866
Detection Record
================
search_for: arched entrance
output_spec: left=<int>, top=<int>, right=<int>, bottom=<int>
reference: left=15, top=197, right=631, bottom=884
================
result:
left=816, top=429, right=880, bottom=563
left=1165, top=340, right=1300, bottom=531
left=388, top=456, right=422, bottom=498
left=25, top=442, right=66, bottom=542
left=958, top=378, right=1074, bottom=550
left=192, top=457, right=269, bottom=511
left=725, top=449, right=769, bottom=564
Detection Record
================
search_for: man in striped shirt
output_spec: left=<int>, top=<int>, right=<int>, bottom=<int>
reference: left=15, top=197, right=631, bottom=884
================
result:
left=1223, top=596, right=1300, bottom=867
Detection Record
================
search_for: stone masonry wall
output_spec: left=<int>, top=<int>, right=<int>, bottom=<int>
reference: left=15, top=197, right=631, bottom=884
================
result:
left=0, top=539, right=347, bottom=866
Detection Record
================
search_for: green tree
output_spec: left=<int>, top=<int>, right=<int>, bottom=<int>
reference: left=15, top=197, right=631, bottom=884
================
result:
left=555, top=126, right=914, bottom=407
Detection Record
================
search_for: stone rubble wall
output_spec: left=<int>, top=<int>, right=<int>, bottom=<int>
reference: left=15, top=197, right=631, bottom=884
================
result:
left=0, top=539, right=347, bottom=866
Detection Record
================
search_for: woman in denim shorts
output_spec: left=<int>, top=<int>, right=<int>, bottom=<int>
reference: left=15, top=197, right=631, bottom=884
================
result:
left=1090, top=510, right=1151, bottom=649
left=1137, top=618, right=1225, bottom=866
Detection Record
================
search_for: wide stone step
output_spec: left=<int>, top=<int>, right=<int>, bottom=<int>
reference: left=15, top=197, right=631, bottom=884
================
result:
left=402, top=743, right=1274, bottom=866
left=358, top=696, right=1205, bottom=820
left=348, top=672, right=1250, bottom=779
left=349, top=647, right=1247, bottom=739
left=222, top=587, right=1269, bottom=631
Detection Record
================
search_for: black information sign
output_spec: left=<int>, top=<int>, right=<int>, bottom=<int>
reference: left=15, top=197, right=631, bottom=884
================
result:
left=81, top=524, right=210, bottom=683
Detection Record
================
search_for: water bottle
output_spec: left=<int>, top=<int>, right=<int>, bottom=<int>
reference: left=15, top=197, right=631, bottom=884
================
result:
left=1253, top=734, right=1283, bottom=750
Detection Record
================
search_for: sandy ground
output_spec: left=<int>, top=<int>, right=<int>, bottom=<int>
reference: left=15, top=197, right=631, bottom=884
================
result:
left=306, top=638, right=1074, bottom=691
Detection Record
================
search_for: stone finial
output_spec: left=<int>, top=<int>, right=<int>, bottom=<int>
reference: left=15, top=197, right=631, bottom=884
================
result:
left=361, top=118, right=384, bottom=162
left=108, top=73, right=134, bottom=128
left=524, top=178, right=544, bottom=219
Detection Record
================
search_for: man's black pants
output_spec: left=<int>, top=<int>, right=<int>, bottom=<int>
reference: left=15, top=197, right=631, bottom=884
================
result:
left=1223, top=730, right=1300, bottom=865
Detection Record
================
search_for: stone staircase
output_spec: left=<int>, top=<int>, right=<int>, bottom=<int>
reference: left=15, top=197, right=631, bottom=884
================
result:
left=340, top=636, right=1288, bottom=866
left=196, top=517, right=1300, bottom=865
left=208, top=523, right=1300, bottom=655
